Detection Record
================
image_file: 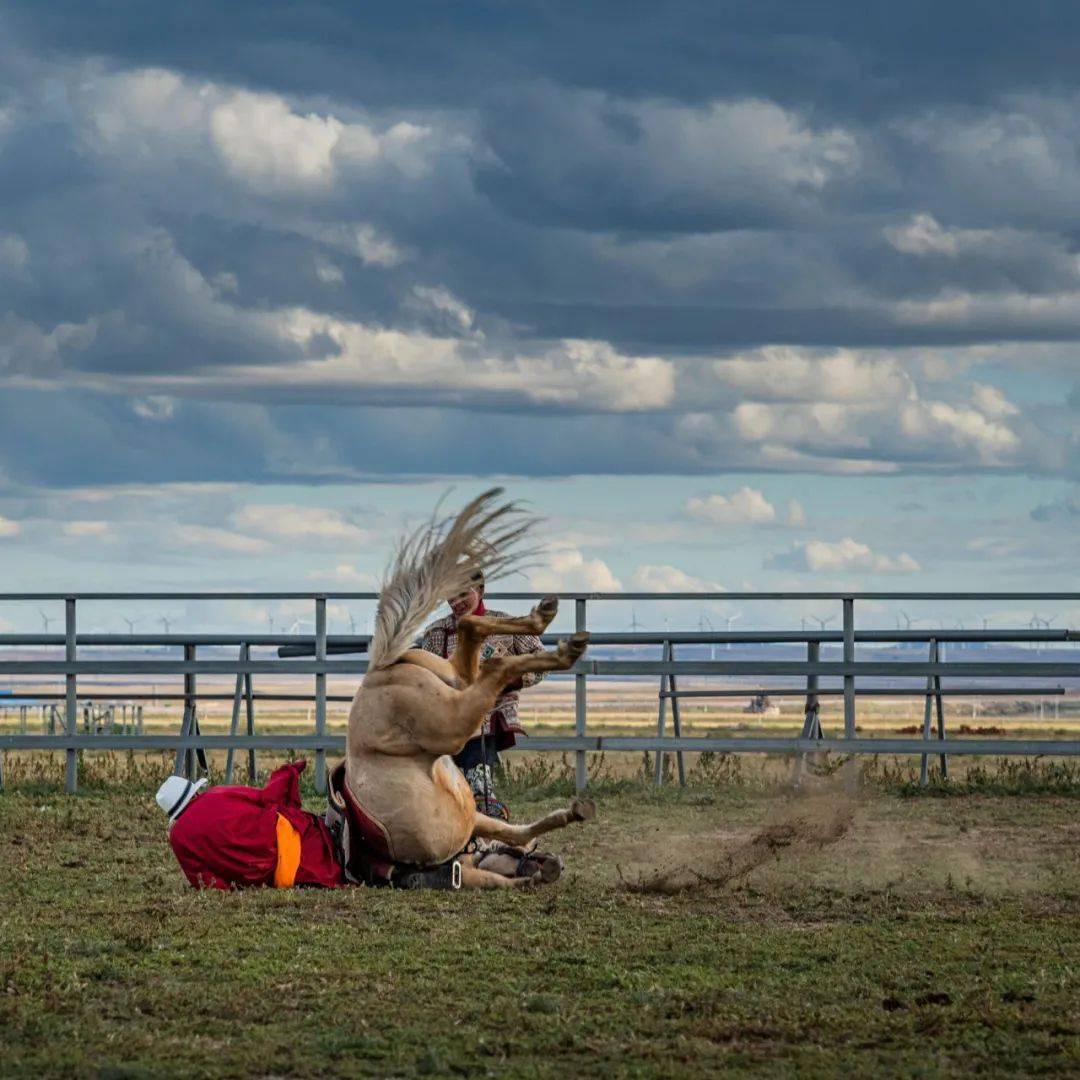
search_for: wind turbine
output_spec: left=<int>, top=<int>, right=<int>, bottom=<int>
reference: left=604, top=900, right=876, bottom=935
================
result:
left=122, top=616, right=137, bottom=635
left=347, top=611, right=358, bottom=635
left=1030, top=613, right=1053, bottom=651
left=629, top=609, right=644, bottom=632
left=159, top=615, right=173, bottom=634
left=812, top=614, right=835, bottom=632
left=724, top=611, right=741, bottom=650
left=699, top=613, right=717, bottom=659
left=266, top=612, right=276, bottom=636
left=38, top=608, right=56, bottom=633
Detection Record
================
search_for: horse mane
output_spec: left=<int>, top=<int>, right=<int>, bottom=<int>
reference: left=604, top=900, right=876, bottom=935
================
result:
left=366, top=488, right=536, bottom=672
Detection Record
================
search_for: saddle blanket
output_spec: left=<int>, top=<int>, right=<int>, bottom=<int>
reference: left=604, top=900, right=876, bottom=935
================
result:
left=168, top=760, right=344, bottom=890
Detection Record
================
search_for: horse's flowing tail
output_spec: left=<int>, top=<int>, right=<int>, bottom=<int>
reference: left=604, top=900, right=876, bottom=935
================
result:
left=367, top=488, right=536, bottom=671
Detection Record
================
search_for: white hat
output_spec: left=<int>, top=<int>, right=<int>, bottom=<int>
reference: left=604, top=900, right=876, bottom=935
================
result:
left=155, top=775, right=208, bottom=821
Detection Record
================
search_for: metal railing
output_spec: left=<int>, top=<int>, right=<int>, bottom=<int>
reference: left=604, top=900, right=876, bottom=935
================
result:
left=1, top=590, right=1079, bottom=794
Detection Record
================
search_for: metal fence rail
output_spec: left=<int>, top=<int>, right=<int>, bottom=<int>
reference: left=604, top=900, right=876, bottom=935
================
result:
left=1, top=590, right=1078, bottom=794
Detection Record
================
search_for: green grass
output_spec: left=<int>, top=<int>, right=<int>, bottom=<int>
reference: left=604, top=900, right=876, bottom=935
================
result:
left=2, top=758, right=1079, bottom=1077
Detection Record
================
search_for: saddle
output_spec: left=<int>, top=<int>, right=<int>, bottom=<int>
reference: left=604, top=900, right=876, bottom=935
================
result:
left=324, top=761, right=398, bottom=886
left=325, top=761, right=463, bottom=890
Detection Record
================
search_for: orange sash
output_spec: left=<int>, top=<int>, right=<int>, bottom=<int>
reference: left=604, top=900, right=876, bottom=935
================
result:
left=273, top=813, right=302, bottom=888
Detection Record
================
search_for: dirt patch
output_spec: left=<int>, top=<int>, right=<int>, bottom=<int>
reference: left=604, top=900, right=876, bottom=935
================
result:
left=623, top=793, right=856, bottom=895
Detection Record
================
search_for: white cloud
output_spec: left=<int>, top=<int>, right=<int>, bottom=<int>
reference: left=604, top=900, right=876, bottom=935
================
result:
left=410, top=286, right=479, bottom=335
left=308, top=564, right=377, bottom=587
left=232, top=505, right=367, bottom=543
left=680, top=373, right=1028, bottom=471
left=897, top=400, right=1020, bottom=464
left=885, top=213, right=971, bottom=256
left=127, top=310, right=676, bottom=412
left=171, top=525, right=270, bottom=554
left=62, top=520, right=109, bottom=537
left=767, top=537, right=920, bottom=574
left=714, top=347, right=915, bottom=404
left=209, top=91, right=343, bottom=192
left=83, top=68, right=441, bottom=197
left=530, top=546, right=622, bottom=592
left=503, top=90, right=861, bottom=229
left=631, top=564, right=725, bottom=592
left=132, top=395, right=175, bottom=420
left=786, top=498, right=807, bottom=527
left=0, top=515, right=20, bottom=538
left=314, top=258, right=344, bottom=285
left=352, top=224, right=406, bottom=267
left=294, top=221, right=407, bottom=268
left=971, top=383, right=1020, bottom=418
left=685, top=486, right=777, bottom=524
left=965, top=536, right=1025, bottom=559
left=0, top=233, right=29, bottom=274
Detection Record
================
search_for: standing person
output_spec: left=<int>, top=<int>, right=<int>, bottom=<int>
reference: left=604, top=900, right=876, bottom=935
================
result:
left=418, top=570, right=546, bottom=821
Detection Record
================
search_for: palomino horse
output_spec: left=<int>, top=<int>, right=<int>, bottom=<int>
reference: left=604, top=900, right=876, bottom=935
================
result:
left=344, top=491, right=594, bottom=888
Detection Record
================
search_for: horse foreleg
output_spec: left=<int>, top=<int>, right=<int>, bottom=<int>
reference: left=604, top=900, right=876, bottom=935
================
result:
left=471, top=797, right=596, bottom=848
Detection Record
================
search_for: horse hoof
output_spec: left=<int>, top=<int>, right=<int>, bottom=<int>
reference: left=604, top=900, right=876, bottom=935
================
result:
left=538, top=854, right=564, bottom=883
left=537, top=596, right=559, bottom=620
left=520, top=851, right=564, bottom=883
left=558, top=633, right=589, bottom=665
left=570, top=796, right=596, bottom=822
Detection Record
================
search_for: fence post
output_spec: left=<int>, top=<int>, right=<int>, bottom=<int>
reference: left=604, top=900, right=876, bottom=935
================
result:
left=173, top=644, right=203, bottom=778
left=225, top=642, right=247, bottom=784
left=935, top=649, right=948, bottom=781
left=842, top=598, right=856, bottom=791
left=314, top=597, right=327, bottom=795
left=575, top=597, right=587, bottom=793
left=920, top=638, right=937, bottom=786
left=654, top=639, right=670, bottom=787
left=920, top=635, right=937, bottom=790
left=65, top=598, right=78, bottom=794
left=244, top=661, right=256, bottom=783
left=793, top=638, right=821, bottom=786
left=670, top=641, right=686, bottom=787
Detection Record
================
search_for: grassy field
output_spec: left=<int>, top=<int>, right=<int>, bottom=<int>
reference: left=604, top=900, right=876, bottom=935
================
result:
left=1, top=755, right=1079, bottom=1078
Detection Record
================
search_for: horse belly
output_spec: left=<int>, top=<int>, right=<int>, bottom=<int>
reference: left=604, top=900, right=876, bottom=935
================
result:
left=391, top=756, right=474, bottom=865
left=348, top=754, right=474, bottom=867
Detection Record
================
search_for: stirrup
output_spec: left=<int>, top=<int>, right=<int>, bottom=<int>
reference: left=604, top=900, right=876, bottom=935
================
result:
left=394, top=859, right=462, bottom=891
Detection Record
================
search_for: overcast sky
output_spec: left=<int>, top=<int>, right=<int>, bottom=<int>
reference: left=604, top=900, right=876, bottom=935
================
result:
left=2, top=3, right=1080, bottom=632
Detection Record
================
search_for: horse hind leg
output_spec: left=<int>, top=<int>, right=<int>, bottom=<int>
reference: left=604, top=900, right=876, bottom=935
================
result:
left=471, top=797, right=596, bottom=849
left=450, top=596, right=560, bottom=684
left=476, top=630, right=588, bottom=688
left=463, top=595, right=559, bottom=639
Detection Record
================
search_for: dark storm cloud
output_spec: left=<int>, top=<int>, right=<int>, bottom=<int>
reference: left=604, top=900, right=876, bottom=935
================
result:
left=2, top=5, right=1080, bottom=488
left=7, top=2, right=1080, bottom=119
left=0, top=389, right=714, bottom=487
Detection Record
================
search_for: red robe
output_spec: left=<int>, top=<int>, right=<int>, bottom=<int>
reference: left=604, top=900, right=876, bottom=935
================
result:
left=168, top=761, right=344, bottom=890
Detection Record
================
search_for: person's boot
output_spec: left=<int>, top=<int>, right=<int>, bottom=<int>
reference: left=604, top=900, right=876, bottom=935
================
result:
left=394, top=859, right=462, bottom=890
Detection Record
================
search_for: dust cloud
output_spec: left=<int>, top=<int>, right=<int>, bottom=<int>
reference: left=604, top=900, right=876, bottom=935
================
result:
left=623, top=792, right=857, bottom=895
